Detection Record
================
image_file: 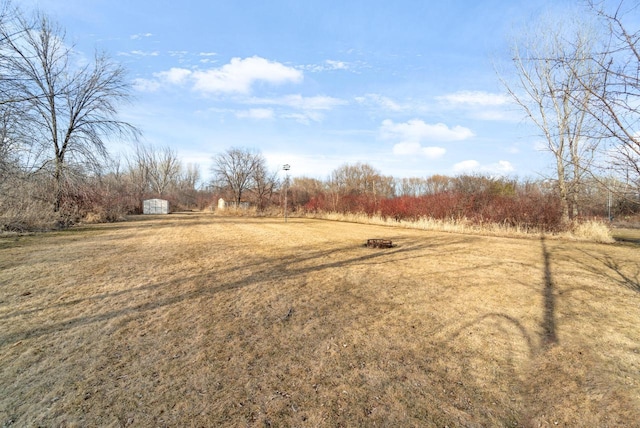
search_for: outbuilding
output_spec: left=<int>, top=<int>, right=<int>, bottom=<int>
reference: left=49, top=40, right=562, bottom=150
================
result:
left=143, top=198, right=170, bottom=214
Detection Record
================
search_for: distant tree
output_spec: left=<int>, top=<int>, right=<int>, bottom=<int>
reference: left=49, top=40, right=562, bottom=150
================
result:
left=211, top=147, right=264, bottom=207
left=425, top=175, right=454, bottom=194
left=181, top=163, right=201, bottom=191
left=0, top=105, right=20, bottom=178
left=146, top=146, right=181, bottom=197
left=0, top=9, right=139, bottom=213
left=289, top=177, right=325, bottom=209
left=251, top=159, right=278, bottom=212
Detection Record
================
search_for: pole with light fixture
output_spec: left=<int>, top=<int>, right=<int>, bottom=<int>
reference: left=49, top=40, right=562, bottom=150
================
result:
left=283, top=164, right=290, bottom=222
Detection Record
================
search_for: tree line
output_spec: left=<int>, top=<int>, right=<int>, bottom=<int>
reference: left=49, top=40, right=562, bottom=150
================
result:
left=211, top=147, right=637, bottom=232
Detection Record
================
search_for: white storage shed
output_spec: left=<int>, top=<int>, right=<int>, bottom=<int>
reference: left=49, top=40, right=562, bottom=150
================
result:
left=143, top=198, right=170, bottom=214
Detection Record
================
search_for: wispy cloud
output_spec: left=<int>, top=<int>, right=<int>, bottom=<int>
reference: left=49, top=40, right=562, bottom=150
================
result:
left=198, top=52, right=217, bottom=64
left=381, top=119, right=474, bottom=142
left=281, top=111, right=325, bottom=124
left=130, top=32, right=153, bottom=40
left=436, top=90, right=510, bottom=107
left=132, top=78, right=160, bottom=92
left=435, top=91, right=515, bottom=121
left=249, top=94, right=347, bottom=110
left=303, top=59, right=365, bottom=73
left=355, top=94, right=404, bottom=112
left=392, top=142, right=446, bottom=159
left=247, top=94, right=347, bottom=124
left=235, top=108, right=274, bottom=120
left=453, top=159, right=515, bottom=175
left=118, top=50, right=159, bottom=57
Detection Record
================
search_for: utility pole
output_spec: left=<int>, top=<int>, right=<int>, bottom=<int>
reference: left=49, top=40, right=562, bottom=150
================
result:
left=283, top=164, right=290, bottom=222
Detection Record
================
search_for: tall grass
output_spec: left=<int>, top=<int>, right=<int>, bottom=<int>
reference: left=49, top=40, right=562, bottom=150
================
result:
left=303, top=211, right=614, bottom=242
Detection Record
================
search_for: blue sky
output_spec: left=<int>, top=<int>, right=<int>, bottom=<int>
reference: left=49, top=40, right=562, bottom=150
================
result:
left=23, top=0, right=577, bottom=181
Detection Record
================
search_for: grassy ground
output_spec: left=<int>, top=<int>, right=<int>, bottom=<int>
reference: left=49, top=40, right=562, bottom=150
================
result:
left=1, top=213, right=639, bottom=427
left=612, top=227, right=640, bottom=246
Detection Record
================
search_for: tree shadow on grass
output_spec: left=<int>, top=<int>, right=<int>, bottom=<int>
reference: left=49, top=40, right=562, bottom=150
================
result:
left=425, top=236, right=569, bottom=424
left=540, top=236, right=558, bottom=349
left=1, top=235, right=475, bottom=346
left=575, top=249, right=640, bottom=293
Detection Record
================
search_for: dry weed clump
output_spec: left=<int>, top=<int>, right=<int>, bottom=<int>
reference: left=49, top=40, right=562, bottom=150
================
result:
left=1, top=213, right=638, bottom=426
left=307, top=211, right=614, bottom=242
left=0, top=192, right=57, bottom=232
left=567, top=219, right=615, bottom=243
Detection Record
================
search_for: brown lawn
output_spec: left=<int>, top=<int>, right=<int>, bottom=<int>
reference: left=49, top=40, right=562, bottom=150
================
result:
left=1, top=213, right=639, bottom=427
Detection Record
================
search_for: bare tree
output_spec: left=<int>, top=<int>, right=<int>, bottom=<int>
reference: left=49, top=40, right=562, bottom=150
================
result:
left=126, top=143, right=152, bottom=203
left=251, top=159, right=278, bottom=212
left=147, top=146, right=181, bottom=197
left=330, top=163, right=394, bottom=199
left=580, top=0, right=640, bottom=193
left=501, top=13, right=600, bottom=223
left=181, top=163, right=201, bottom=191
left=211, top=147, right=264, bottom=207
left=0, top=9, right=139, bottom=213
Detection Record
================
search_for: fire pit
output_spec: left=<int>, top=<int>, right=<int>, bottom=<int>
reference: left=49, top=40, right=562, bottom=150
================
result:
left=365, top=238, right=394, bottom=248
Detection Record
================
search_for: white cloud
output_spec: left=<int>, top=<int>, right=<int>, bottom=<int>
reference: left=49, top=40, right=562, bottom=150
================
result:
left=132, top=50, right=159, bottom=57
left=356, top=94, right=404, bottom=112
left=453, top=159, right=515, bottom=175
left=198, top=52, right=217, bottom=64
left=235, top=108, right=274, bottom=120
left=393, top=142, right=446, bottom=159
left=191, top=56, right=303, bottom=94
left=247, top=94, right=347, bottom=123
left=533, top=139, right=549, bottom=151
left=382, top=119, right=471, bottom=159
left=133, top=78, right=160, bottom=92
left=472, top=110, right=510, bottom=121
left=156, top=67, right=192, bottom=85
left=281, top=111, right=324, bottom=124
left=381, top=119, right=474, bottom=142
left=250, top=94, right=346, bottom=110
left=130, top=32, right=153, bottom=40
left=325, top=60, right=348, bottom=70
left=453, top=160, right=481, bottom=172
left=436, top=91, right=516, bottom=122
left=118, top=50, right=159, bottom=57
left=423, top=146, right=447, bottom=159
left=304, top=59, right=363, bottom=72
left=437, top=91, right=510, bottom=106
left=495, top=160, right=515, bottom=173
left=133, top=56, right=303, bottom=95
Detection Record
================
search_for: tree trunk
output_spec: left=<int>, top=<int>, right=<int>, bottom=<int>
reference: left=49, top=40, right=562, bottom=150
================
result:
left=556, top=158, right=570, bottom=225
left=54, top=158, right=63, bottom=212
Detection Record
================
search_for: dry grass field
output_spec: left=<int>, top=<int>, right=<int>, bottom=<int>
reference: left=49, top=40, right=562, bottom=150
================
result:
left=1, top=213, right=639, bottom=427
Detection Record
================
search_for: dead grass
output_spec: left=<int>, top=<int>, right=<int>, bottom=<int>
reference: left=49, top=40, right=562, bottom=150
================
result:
left=305, top=211, right=615, bottom=243
left=1, top=212, right=639, bottom=427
